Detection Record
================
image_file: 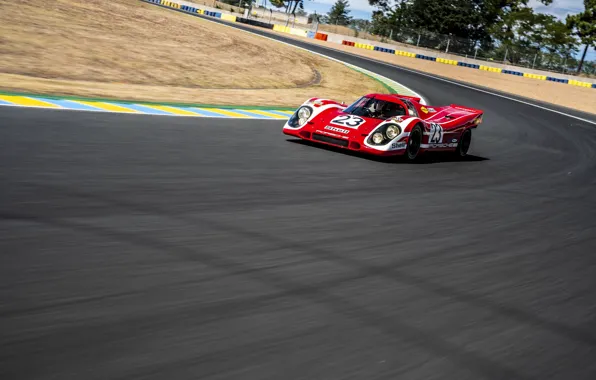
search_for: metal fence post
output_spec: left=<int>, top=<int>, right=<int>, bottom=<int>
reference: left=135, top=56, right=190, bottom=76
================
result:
left=416, top=33, right=421, bottom=47
left=503, top=48, right=508, bottom=64
left=445, top=38, right=450, bottom=53
left=531, top=53, right=537, bottom=69
left=474, top=46, right=478, bottom=60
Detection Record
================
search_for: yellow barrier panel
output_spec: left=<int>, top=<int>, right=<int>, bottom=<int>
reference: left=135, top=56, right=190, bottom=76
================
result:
left=395, top=51, right=415, bottom=58
left=221, top=14, right=236, bottom=22
left=570, top=80, right=593, bottom=87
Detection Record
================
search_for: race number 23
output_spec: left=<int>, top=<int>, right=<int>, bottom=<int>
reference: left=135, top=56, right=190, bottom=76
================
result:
left=429, top=123, right=443, bottom=143
left=331, top=115, right=366, bottom=128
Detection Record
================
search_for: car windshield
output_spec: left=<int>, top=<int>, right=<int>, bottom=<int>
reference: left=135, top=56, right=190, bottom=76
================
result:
left=344, top=97, right=406, bottom=119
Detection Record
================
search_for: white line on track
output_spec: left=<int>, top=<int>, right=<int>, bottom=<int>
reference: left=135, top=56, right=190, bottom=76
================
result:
left=202, top=15, right=596, bottom=126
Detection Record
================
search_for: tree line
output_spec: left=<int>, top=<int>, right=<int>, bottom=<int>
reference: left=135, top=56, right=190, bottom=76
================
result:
left=318, top=0, right=596, bottom=74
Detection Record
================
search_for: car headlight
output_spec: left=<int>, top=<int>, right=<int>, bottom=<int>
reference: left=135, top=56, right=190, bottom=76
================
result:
left=367, top=123, right=402, bottom=145
left=297, top=106, right=312, bottom=126
left=298, top=106, right=311, bottom=119
left=372, top=132, right=384, bottom=144
left=385, top=124, right=401, bottom=139
left=287, top=106, right=313, bottom=128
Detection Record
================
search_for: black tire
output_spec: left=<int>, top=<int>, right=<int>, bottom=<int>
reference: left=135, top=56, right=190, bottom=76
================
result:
left=406, top=124, right=423, bottom=161
left=455, top=129, right=472, bottom=158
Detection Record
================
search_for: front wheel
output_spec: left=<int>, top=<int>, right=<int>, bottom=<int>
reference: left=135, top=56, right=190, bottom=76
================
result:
left=455, top=129, right=472, bottom=158
left=406, top=124, right=423, bottom=161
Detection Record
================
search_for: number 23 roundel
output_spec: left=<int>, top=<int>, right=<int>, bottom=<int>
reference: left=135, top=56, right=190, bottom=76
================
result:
left=428, top=122, right=443, bottom=143
left=330, top=115, right=366, bottom=128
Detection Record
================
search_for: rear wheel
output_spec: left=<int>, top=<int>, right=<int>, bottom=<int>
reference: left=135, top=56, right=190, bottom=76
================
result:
left=455, top=129, right=472, bottom=158
left=406, top=124, right=423, bottom=161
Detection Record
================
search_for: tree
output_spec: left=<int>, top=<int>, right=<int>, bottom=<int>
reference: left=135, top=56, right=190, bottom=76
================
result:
left=566, top=0, right=596, bottom=73
left=327, top=0, right=352, bottom=26
left=269, top=0, right=286, bottom=10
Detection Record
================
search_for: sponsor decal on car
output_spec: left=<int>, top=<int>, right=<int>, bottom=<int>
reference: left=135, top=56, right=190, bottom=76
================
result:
left=391, top=116, right=404, bottom=122
left=429, top=143, right=458, bottom=148
left=420, top=106, right=429, bottom=113
left=451, top=138, right=458, bottom=143
left=391, top=142, right=407, bottom=149
left=324, top=126, right=350, bottom=134
left=427, top=107, right=436, bottom=113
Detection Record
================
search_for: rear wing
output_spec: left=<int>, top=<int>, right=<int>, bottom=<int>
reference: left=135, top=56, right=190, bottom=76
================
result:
left=449, top=104, right=483, bottom=115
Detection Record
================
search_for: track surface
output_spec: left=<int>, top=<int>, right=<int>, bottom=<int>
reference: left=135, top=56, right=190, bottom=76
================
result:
left=2, top=24, right=596, bottom=380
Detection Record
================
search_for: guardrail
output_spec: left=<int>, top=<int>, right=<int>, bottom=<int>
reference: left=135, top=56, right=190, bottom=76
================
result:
left=141, top=0, right=596, bottom=90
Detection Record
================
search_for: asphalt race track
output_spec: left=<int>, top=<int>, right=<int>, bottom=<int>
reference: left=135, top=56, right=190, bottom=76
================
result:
left=2, top=26, right=596, bottom=380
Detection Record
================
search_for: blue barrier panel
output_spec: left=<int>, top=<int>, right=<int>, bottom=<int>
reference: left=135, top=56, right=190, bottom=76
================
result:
left=428, top=56, right=436, bottom=61
left=415, top=54, right=423, bottom=59
left=593, top=83, right=596, bottom=88
left=214, top=12, right=222, bottom=18
left=373, top=46, right=379, bottom=51
left=559, top=78, right=569, bottom=83
left=306, top=31, right=315, bottom=38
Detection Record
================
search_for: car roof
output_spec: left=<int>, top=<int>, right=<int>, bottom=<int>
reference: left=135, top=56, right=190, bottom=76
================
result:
left=362, top=93, right=421, bottom=105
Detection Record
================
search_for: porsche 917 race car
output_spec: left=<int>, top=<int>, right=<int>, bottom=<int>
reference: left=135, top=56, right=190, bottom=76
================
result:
left=283, top=93, right=484, bottom=160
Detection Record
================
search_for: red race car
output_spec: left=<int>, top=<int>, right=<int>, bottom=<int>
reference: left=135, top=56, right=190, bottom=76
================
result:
left=283, top=93, right=484, bottom=160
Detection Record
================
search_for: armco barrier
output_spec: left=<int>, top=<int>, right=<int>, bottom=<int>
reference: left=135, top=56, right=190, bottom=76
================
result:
left=503, top=70, right=523, bottom=76
left=416, top=54, right=437, bottom=62
left=374, top=46, right=395, bottom=54
left=142, top=0, right=595, bottom=89
left=314, top=32, right=328, bottom=41
left=396, top=50, right=416, bottom=58
left=220, top=14, right=236, bottom=22
left=458, top=62, right=480, bottom=69
left=480, top=65, right=502, bottom=73
left=437, top=58, right=457, bottom=65
left=569, top=80, right=593, bottom=88
left=524, top=73, right=547, bottom=80
left=235, top=17, right=274, bottom=29
left=547, top=77, right=569, bottom=84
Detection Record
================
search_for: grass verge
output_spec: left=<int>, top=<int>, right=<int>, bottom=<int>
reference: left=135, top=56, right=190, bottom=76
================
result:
left=0, top=0, right=386, bottom=107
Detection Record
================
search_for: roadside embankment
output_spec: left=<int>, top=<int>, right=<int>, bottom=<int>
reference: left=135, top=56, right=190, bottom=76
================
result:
left=0, top=0, right=386, bottom=107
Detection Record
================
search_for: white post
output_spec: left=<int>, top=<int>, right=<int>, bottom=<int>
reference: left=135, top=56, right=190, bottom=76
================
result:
left=416, top=33, right=421, bottom=47
left=532, top=53, right=537, bottom=69
left=445, top=38, right=450, bottom=53
left=503, top=48, right=508, bottom=64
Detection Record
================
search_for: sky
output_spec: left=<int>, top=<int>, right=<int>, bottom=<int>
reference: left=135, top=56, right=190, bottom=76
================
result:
left=258, top=0, right=593, bottom=59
